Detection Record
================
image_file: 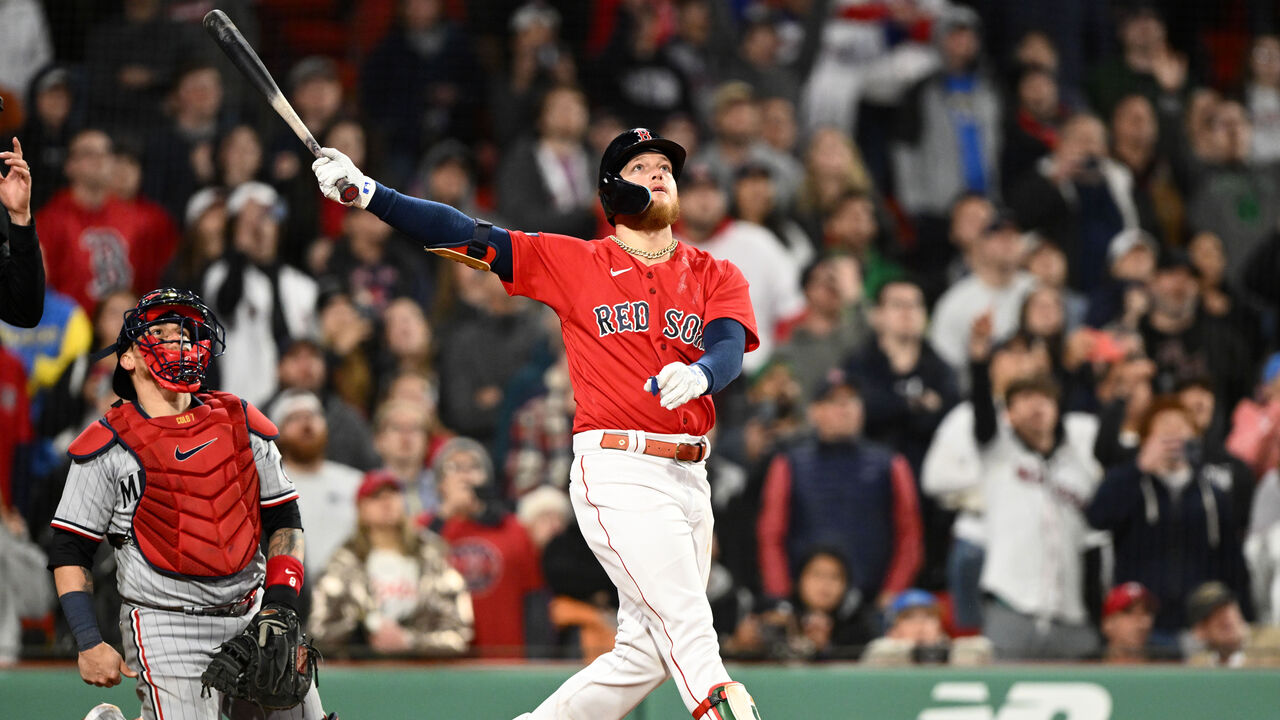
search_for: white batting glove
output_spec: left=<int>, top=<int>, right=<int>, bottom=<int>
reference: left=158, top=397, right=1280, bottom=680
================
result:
left=645, top=362, right=709, bottom=410
left=311, top=147, right=374, bottom=208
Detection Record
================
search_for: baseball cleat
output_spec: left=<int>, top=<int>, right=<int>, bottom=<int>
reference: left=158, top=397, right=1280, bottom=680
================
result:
left=694, top=682, right=762, bottom=720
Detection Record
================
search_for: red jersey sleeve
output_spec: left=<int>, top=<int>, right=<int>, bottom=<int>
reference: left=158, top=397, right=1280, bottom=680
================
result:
left=501, top=230, right=598, bottom=314
left=703, top=258, right=760, bottom=353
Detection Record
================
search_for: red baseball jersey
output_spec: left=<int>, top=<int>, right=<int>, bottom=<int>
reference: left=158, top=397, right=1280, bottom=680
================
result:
left=36, top=191, right=179, bottom=315
left=502, top=232, right=759, bottom=436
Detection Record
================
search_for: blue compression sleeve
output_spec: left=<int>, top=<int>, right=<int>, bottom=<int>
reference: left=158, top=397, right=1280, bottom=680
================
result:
left=366, top=182, right=514, bottom=282
left=59, top=590, right=103, bottom=651
left=693, top=318, right=747, bottom=395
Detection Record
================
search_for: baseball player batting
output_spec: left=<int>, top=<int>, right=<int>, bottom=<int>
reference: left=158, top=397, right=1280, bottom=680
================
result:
left=47, top=289, right=333, bottom=720
left=312, top=129, right=763, bottom=719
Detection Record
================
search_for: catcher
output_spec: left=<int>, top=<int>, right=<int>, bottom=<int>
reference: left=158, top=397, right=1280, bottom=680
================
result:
left=47, top=288, right=333, bottom=719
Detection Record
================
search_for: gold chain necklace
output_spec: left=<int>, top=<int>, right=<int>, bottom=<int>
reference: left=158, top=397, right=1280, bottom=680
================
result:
left=610, top=234, right=678, bottom=259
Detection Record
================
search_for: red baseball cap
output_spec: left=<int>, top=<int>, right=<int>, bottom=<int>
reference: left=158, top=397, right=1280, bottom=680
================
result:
left=1103, top=582, right=1157, bottom=619
left=357, top=470, right=404, bottom=502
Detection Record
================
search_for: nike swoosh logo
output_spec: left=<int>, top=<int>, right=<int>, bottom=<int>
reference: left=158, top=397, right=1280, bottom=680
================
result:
left=610, top=267, right=633, bottom=277
left=174, top=439, right=216, bottom=461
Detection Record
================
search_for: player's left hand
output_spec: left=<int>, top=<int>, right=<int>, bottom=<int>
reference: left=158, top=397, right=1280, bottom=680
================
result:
left=646, top=362, right=708, bottom=410
left=311, top=147, right=373, bottom=209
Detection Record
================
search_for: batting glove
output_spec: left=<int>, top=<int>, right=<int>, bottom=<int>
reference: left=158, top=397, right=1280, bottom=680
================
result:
left=646, top=362, right=709, bottom=410
left=311, top=147, right=375, bottom=209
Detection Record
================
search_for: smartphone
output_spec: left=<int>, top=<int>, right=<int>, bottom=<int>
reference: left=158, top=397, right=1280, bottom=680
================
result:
left=1086, top=329, right=1127, bottom=364
left=1183, top=438, right=1203, bottom=466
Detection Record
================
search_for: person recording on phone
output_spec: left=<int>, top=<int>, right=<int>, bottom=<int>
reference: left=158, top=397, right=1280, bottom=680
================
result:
left=0, top=99, right=44, bottom=328
left=1086, top=395, right=1252, bottom=651
left=1006, top=113, right=1136, bottom=294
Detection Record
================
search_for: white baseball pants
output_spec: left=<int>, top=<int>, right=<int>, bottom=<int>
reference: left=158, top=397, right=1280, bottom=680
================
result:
left=519, top=430, right=731, bottom=720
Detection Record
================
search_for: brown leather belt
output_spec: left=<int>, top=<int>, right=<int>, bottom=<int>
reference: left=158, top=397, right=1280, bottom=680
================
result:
left=600, top=432, right=707, bottom=462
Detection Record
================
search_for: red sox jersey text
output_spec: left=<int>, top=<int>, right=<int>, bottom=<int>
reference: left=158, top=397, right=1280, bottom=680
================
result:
left=502, top=232, right=759, bottom=436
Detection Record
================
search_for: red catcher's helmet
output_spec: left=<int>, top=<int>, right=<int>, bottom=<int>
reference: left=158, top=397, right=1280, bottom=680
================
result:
left=110, top=288, right=226, bottom=400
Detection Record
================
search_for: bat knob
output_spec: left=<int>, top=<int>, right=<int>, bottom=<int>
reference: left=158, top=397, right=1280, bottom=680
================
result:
left=338, top=181, right=360, bottom=204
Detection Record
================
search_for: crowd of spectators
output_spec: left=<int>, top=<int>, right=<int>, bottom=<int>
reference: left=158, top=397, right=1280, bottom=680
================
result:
left=4, top=0, right=1280, bottom=667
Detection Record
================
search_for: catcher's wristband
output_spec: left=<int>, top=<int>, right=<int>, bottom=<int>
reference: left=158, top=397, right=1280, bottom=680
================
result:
left=59, top=590, right=103, bottom=651
left=264, top=555, right=303, bottom=610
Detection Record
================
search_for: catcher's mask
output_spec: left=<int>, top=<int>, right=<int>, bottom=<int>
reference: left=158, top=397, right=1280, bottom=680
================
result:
left=104, top=288, right=226, bottom=400
left=598, top=127, right=686, bottom=225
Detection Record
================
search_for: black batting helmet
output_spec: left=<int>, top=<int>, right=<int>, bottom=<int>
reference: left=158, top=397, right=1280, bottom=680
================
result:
left=598, top=128, right=686, bottom=225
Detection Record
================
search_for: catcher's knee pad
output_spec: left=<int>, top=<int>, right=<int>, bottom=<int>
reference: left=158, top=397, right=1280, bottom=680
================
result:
left=693, top=681, right=761, bottom=720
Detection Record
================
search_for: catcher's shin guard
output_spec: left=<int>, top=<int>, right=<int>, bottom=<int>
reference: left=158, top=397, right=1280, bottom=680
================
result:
left=693, top=682, right=762, bottom=720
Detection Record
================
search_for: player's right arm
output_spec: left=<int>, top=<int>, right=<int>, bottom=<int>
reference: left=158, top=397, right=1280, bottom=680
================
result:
left=48, top=432, right=137, bottom=687
left=52, top=564, right=136, bottom=686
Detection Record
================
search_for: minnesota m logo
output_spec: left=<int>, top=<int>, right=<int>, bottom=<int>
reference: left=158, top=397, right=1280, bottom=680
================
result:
left=118, top=472, right=141, bottom=506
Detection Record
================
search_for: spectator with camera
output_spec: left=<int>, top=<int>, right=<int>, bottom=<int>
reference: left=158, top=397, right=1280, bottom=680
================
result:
left=732, top=548, right=876, bottom=662
left=1087, top=396, right=1251, bottom=646
left=1007, top=113, right=1140, bottom=293
left=862, top=588, right=993, bottom=666
left=423, top=438, right=543, bottom=659
left=1176, top=377, right=1255, bottom=535
left=202, top=181, right=318, bottom=406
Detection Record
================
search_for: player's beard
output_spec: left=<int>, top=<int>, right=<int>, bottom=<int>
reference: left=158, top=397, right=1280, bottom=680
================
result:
left=619, top=196, right=681, bottom=232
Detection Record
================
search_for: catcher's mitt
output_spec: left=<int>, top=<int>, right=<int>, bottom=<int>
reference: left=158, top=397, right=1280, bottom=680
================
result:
left=201, top=603, right=320, bottom=710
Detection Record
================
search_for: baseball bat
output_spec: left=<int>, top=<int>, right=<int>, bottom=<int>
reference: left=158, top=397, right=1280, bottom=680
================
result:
left=203, top=9, right=359, bottom=204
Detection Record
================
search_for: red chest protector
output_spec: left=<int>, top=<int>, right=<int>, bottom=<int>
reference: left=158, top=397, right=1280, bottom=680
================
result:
left=105, top=392, right=261, bottom=578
